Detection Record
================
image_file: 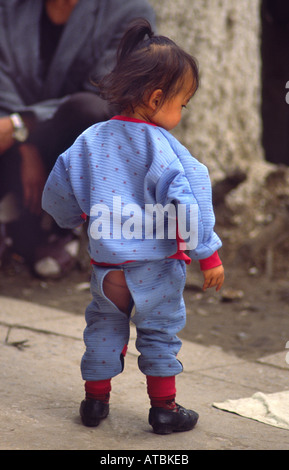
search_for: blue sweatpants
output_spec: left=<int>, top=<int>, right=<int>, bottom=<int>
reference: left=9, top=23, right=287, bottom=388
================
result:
left=81, top=258, right=186, bottom=381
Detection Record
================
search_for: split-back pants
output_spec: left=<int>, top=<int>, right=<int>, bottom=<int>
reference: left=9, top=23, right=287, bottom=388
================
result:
left=81, top=258, right=187, bottom=381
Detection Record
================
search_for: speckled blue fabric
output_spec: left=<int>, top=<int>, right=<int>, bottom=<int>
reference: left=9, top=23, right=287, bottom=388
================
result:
left=42, top=117, right=222, bottom=264
left=43, top=116, right=222, bottom=381
left=81, top=258, right=186, bottom=380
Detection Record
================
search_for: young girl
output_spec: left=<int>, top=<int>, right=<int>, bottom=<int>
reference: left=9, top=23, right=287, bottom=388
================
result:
left=42, top=18, right=224, bottom=434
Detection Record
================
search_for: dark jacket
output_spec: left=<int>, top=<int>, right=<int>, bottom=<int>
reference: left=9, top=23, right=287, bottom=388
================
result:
left=0, top=0, right=156, bottom=120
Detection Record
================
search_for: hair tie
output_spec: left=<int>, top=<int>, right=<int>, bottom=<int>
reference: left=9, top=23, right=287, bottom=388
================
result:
left=147, top=27, right=154, bottom=39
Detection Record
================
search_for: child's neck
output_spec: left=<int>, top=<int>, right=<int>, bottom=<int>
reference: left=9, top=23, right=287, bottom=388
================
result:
left=121, top=107, right=154, bottom=126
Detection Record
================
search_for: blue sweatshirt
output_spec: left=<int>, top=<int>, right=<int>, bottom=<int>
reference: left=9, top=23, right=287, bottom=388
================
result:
left=42, top=116, right=222, bottom=266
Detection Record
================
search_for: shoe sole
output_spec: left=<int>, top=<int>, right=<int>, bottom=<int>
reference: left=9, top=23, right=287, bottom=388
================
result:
left=151, top=419, right=198, bottom=435
left=149, top=409, right=199, bottom=435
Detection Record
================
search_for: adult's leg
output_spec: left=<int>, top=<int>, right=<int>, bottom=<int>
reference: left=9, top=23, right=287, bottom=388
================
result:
left=0, top=146, right=45, bottom=262
left=31, top=92, right=114, bottom=171
left=30, top=93, right=114, bottom=274
left=0, top=93, right=113, bottom=268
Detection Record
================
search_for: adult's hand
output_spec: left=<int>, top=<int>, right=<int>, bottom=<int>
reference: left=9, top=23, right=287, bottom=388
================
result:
left=0, top=116, right=14, bottom=154
left=19, top=143, right=47, bottom=215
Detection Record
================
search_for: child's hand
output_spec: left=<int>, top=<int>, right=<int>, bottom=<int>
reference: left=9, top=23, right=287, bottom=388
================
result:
left=202, top=265, right=224, bottom=292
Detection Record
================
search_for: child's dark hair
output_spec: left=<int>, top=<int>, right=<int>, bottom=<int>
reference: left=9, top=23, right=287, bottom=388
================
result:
left=97, top=18, right=199, bottom=113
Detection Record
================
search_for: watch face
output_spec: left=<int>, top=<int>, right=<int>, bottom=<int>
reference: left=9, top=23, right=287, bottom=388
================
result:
left=10, top=113, right=29, bottom=142
left=14, top=127, right=29, bottom=142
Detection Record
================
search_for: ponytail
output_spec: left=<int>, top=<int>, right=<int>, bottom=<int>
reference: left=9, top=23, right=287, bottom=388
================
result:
left=117, top=18, right=154, bottom=63
left=97, top=18, right=199, bottom=113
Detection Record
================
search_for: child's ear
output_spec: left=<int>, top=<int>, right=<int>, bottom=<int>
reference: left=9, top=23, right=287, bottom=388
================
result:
left=148, top=89, right=163, bottom=111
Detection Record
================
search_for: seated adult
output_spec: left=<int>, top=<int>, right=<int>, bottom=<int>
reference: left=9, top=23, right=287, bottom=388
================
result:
left=0, top=0, right=156, bottom=277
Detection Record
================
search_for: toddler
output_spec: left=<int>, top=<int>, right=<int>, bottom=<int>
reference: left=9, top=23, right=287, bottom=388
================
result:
left=42, top=18, right=224, bottom=434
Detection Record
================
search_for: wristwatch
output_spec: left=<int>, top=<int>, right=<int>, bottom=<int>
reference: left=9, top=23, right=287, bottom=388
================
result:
left=10, top=113, right=29, bottom=142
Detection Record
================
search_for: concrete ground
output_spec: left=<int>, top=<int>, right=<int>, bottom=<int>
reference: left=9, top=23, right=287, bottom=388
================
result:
left=0, top=296, right=288, bottom=451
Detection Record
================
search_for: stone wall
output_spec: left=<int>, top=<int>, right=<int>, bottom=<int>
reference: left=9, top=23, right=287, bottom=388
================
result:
left=149, top=0, right=264, bottom=183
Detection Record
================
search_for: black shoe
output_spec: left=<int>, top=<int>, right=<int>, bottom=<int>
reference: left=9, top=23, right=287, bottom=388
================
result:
left=149, top=404, right=199, bottom=434
left=79, top=399, right=109, bottom=427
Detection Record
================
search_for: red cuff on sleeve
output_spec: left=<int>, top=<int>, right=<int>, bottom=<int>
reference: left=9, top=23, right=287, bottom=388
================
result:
left=199, top=251, right=222, bottom=271
left=81, top=213, right=87, bottom=221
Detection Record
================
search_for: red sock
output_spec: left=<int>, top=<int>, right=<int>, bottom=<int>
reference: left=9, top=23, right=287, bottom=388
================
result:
left=146, top=376, right=177, bottom=409
left=85, top=379, right=111, bottom=403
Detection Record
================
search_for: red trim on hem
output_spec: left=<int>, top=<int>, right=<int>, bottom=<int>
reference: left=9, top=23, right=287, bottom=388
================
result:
left=91, top=259, right=135, bottom=267
left=169, top=251, right=191, bottom=264
left=169, top=224, right=191, bottom=264
left=91, top=253, right=191, bottom=266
